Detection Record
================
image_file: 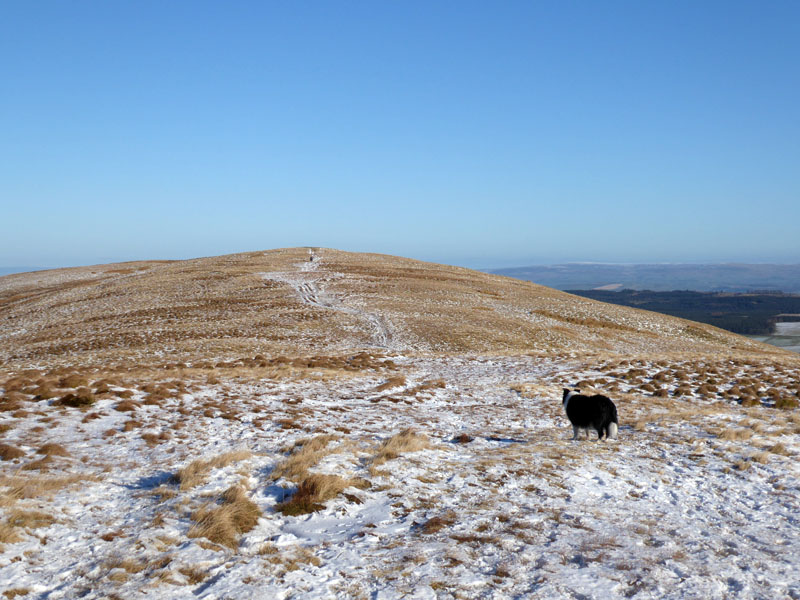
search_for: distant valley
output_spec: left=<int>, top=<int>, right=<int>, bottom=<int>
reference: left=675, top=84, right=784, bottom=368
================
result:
left=491, top=263, right=800, bottom=353
left=489, top=262, right=800, bottom=293
left=565, top=289, right=800, bottom=335
left=567, top=289, right=800, bottom=354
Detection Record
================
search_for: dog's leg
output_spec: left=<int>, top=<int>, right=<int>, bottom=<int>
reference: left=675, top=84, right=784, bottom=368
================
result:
left=572, top=425, right=579, bottom=440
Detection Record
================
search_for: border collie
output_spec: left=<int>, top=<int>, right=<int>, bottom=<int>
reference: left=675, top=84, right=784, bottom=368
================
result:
left=562, top=388, right=618, bottom=441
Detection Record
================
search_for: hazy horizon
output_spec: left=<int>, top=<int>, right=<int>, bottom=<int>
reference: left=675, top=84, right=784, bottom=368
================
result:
left=2, top=252, right=799, bottom=279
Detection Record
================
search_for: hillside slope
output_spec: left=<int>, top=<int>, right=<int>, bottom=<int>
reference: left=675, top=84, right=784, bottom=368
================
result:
left=1, top=249, right=799, bottom=599
left=0, top=247, right=781, bottom=369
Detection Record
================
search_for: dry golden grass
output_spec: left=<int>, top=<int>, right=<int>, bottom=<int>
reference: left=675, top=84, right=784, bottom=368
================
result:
left=0, top=395, right=25, bottom=414
left=178, top=565, right=209, bottom=584
left=509, top=382, right=555, bottom=400
left=289, top=546, right=322, bottom=569
left=142, top=431, right=171, bottom=446
left=375, top=376, right=406, bottom=392
left=767, top=443, right=789, bottom=456
left=0, top=521, right=23, bottom=544
left=405, top=379, right=446, bottom=397
left=775, top=396, right=799, bottom=410
left=372, top=429, right=432, bottom=467
left=58, top=374, right=88, bottom=388
left=718, top=429, right=754, bottom=442
left=532, top=309, right=641, bottom=334
left=106, top=557, right=149, bottom=574
left=32, top=385, right=59, bottom=400
left=748, top=451, right=771, bottom=464
left=260, top=544, right=322, bottom=571
left=100, top=530, right=124, bottom=542
left=271, top=435, right=339, bottom=483
left=742, top=419, right=769, bottom=434
left=6, top=508, right=56, bottom=529
left=0, top=444, right=25, bottom=461
left=258, top=542, right=279, bottom=555
left=1, top=506, right=58, bottom=547
left=276, top=473, right=368, bottom=516
left=174, top=449, right=252, bottom=491
left=275, top=474, right=344, bottom=516
left=421, top=510, right=457, bottom=534
left=36, top=443, right=69, bottom=457
left=1, top=247, right=785, bottom=372
left=55, top=388, right=96, bottom=408
left=188, top=485, right=261, bottom=549
left=106, top=570, right=129, bottom=583
left=21, top=457, right=54, bottom=472
left=0, top=473, right=86, bottom=503
left=114, top=400, right=141, bottom=412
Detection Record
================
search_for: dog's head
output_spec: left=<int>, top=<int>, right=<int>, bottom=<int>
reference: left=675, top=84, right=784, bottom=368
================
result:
left=562, top=388, right=579, bottom=405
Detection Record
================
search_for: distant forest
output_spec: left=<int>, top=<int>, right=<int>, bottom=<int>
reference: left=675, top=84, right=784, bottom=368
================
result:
left=567, top=290, right=800, bottom=335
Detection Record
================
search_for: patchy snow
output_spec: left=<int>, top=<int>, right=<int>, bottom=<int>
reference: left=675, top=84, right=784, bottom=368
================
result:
left=1, top=354, right=799, bottom=599
left=261, top=249, right=396, bottom=350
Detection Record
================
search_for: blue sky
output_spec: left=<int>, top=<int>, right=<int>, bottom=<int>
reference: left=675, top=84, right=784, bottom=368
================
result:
left=1, top=1, right=798, bottom=270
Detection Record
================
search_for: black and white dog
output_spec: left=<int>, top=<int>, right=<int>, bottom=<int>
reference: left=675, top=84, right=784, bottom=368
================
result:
left=562, top=388, right=618, bottom=441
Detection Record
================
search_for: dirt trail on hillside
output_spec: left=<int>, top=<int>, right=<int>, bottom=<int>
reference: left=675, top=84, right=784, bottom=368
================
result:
left=261, top=249, right=394, bottom=349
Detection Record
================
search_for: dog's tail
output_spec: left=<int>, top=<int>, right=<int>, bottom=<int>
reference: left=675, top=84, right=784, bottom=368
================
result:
left=608, top=402, right=619, bottom=439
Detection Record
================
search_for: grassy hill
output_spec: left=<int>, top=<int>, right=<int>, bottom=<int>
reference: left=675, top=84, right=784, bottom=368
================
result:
left=1, top=249, right=798, bottom=599
left=0, top=248, right=781, bottom=370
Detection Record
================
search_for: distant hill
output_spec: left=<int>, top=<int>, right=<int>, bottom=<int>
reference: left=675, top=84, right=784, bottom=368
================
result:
left=0, top=248, right=781, bottom=369
left=2, top=248, right=799, bottom=599
left=489, top=263, right=800, bottom=293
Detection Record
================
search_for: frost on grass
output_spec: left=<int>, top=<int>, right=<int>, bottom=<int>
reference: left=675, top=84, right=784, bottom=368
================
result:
left=188, top=485, right=261, bottom=548
left=372, top=428, right=432, bottom=467
left=173, top=449, right=253, bottom=491
left=1, top=355, right=798, bottom=598
left=270, top=434, right=339, bottom=482
left=0, top=248, right=798, bottom=598
left=276, top=473, right=366, bottom=516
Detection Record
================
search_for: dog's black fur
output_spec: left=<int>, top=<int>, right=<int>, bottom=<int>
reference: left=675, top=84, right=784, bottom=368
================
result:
left=562, top=388, right=619, bottom=440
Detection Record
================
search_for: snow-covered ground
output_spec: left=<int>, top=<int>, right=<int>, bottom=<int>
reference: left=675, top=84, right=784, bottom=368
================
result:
left=1, top=354, right=799, bottom=599
left=260, top=249, right=396, bottom=350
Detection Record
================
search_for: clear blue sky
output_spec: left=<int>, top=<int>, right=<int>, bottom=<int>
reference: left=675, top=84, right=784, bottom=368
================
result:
left=1, top=1, right=798, bottom=270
